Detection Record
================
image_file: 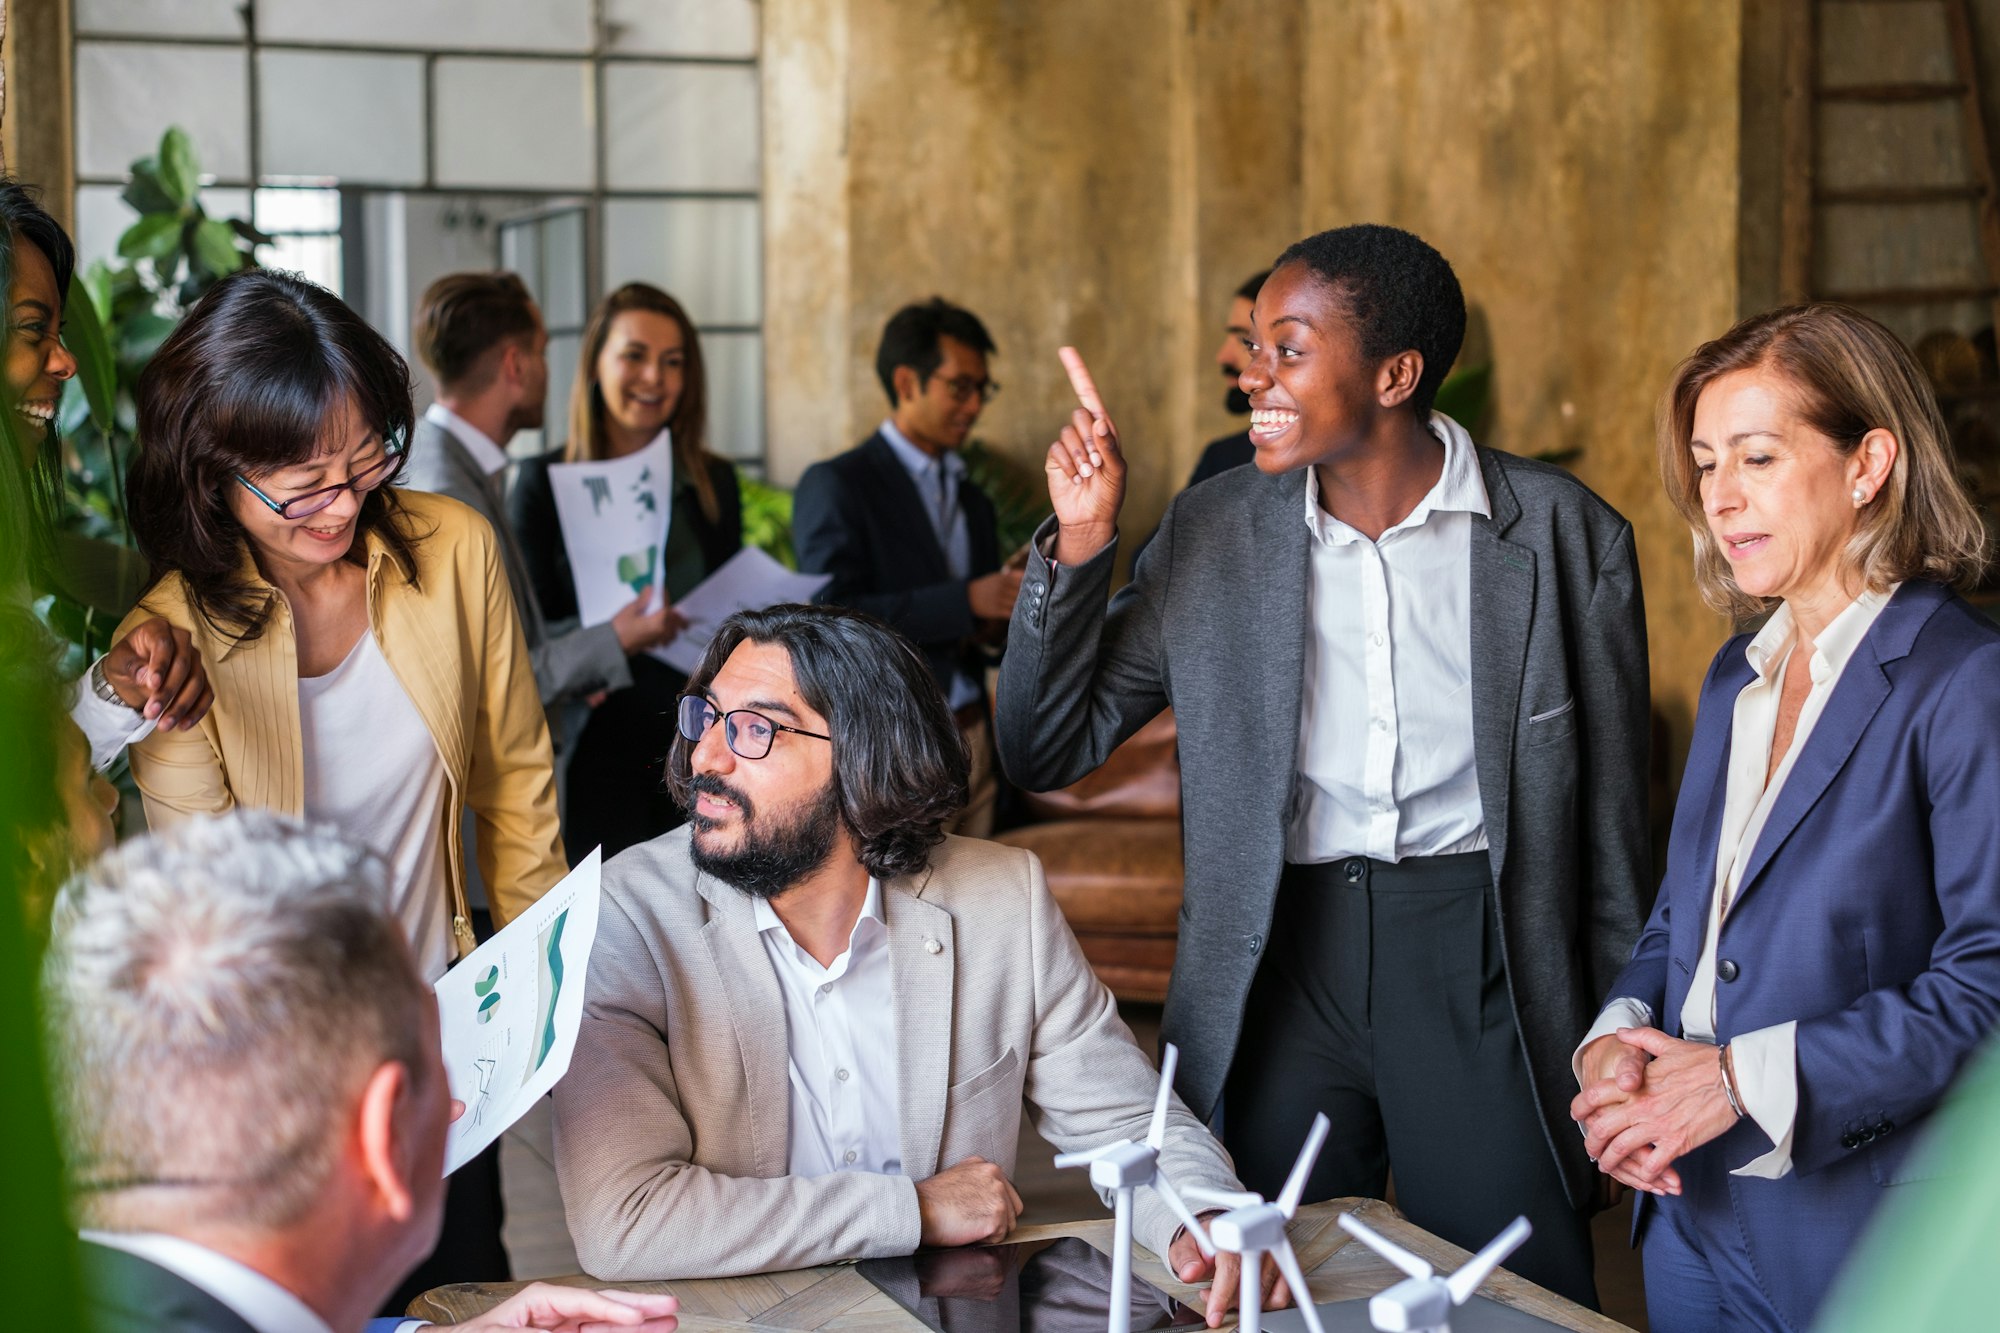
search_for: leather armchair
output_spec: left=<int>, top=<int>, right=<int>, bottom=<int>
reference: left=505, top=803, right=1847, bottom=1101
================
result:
left=994, top=710, right=1183, bottom=1002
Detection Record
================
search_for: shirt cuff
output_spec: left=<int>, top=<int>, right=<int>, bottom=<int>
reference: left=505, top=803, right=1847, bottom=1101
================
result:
left=70, top=666, right=156, bottom=771
left=394, top=1321, right=431, bottom=1332
left=1728, top=1020, right=1799, bottom=1179
left=1571, top=997, right=1655, bottom=1087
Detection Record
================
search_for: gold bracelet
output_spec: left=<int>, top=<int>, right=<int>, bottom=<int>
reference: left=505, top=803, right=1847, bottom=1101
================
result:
left=1718, top=1043, right=1747, bottom=1119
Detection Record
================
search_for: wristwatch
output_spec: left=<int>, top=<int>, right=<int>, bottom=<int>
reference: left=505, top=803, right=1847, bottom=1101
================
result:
left=89, top=657, right=129, bottom=708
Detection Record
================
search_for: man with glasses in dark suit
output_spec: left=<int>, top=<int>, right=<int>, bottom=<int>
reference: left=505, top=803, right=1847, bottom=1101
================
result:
left=794, top=298, right=1019, bottom=836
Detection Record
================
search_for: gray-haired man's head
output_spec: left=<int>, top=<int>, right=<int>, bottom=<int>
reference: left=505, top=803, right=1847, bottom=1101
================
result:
left=42, top=811, right=443, bottom=1241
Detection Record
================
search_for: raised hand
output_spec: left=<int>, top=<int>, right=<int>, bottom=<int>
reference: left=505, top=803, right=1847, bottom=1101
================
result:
left=1045, top=346, right=1127, bottom=565
left=100, top=617, right=214, bottom=731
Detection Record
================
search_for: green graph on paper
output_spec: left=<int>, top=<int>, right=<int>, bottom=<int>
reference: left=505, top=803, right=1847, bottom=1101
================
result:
left=616, top=548, right=658, bottom=596
left=527, top=908, right=569, bottom=1080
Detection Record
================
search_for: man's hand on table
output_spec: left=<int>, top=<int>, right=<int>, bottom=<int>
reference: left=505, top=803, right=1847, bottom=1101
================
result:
left=916, top=1156, right=1026, bottom=1247
left=443, top=1282, right=678, bottom=1332
left=1167, top=1220, right=1293, bottom=1329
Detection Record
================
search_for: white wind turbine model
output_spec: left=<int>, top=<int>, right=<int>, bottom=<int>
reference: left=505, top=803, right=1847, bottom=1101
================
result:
left=1336, top=1212, right=1532, bottom=1333
left=1184, top=1111, right=1332, bottom=1333
left=1052, top=1043, right=1216, bottom=1333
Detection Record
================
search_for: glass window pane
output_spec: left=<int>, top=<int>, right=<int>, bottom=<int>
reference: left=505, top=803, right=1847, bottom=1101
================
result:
left=538, top=331, right=583, bottom=455
left=263, top=233, right=345, bottom=297
left=499, top=206, right=588, bottom=330
left=603, top=64, right=759, bottom=193
left=701, top=331, right=763, bottom=462
left=258, top=0, right=590, bottom=52
left=76, top=184, right=254, bottom=274
left=603, top=199, right=760, bottom=327
left=604, top=0, right=758, bottom=58
left=259, top=51, right=426, bottom=186
left=435, top=59, right=594, bottom=191
left=75, top=41, right=249, bottom=181
left=255, top=188, right=343, bottom=234
left=76, top=0, right=243, bottom=38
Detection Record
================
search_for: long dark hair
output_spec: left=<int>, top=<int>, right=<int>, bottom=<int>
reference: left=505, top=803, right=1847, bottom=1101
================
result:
left=565, top=282, right=721, bottom=524
left=666, top=604, right=969, bottom=880
left=0, top=177, right=76, bottom=571
left=126, top=269, right=420, bottom=639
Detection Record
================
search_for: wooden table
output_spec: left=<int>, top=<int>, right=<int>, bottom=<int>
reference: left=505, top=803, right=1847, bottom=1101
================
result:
left=411, top=1198, right=1635, bottom=1331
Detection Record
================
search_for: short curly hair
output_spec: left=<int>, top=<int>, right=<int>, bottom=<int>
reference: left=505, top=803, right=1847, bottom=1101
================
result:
left=1273, top=224, right=1465, bottom=419
left=665, top=604, right=968, bottom=880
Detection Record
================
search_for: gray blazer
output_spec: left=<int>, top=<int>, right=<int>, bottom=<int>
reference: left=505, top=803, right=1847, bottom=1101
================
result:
left=400, top=415, right=630, bottom=709
left=994, top=447, right=1651, bottom=1208
left=551, top=826, right=1242, bottom=1280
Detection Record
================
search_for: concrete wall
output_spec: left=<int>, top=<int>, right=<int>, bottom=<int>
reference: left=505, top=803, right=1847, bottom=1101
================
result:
left=764, top=0, right=1742, bottom=752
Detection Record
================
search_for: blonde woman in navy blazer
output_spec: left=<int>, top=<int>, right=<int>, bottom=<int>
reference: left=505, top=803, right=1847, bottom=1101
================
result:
left=1572, top=303, right=2000, bottom=1332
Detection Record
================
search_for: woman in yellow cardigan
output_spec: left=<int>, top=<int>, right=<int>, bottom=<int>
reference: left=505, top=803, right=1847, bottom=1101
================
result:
left=116, top=269, right=565, bottom=980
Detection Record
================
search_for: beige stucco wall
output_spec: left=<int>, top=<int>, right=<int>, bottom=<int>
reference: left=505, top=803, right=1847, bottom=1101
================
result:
left=764, top=0, right=1742, bottom=757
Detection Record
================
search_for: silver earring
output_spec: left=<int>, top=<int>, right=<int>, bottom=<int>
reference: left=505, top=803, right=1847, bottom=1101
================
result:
left=1852, top=487, right=1867, bottom=504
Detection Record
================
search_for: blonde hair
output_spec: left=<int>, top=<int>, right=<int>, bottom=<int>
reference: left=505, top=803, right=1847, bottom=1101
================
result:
left=565, top=282, right=721, bottom=524
left=1657, top=303, right=1988, bottom=618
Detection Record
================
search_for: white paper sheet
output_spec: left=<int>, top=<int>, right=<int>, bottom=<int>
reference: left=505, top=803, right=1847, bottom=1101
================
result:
left=650, top=547, right=833, bottom=675
left=547, top=433, right=673, bottom=627
left=436, top=848, right=603, bottom=1176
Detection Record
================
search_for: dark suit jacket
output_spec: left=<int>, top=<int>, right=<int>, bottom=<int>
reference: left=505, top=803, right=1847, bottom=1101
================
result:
left=792, top=432, right=1001, bottom=697
left=79, top=1240, right=408, bottom=1333
left=995, top=447, right=1651, bottom=1208
left=1612, top=580, right=2000, bottom=1329
left=1188, top=429, right=1253, bottom=487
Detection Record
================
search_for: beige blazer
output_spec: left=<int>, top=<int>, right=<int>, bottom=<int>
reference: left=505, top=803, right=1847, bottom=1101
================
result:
left=116, top=489, right=565, bottom=946
left=552, top=827, right=1241, bottom=1280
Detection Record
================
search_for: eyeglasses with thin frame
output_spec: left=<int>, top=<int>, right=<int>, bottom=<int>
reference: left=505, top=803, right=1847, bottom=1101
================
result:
left=235, top=439, right=408, bottom=520
left=927, top=372, right=1001, bottom=406
left=677, top=694, right=831, bottom=761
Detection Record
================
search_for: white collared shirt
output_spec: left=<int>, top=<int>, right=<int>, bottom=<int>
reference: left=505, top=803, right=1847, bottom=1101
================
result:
left=754, top=879, right=904, bottom=1178
left=1577, top=586, right=1895, bottom=1177
left=1286, top=411, right=1492, bottom=864
left=70, top=667, right=155, bottom=771
left=424, top=402, right=510, bottom=478
left=79, top=1231, right=356, bottom=1333
left=878, top=419, right=980, bottom=711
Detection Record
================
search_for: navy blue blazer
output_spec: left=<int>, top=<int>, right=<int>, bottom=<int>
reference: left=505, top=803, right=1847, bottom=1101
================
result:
left=1609, top=580, right=2000, bottom=1323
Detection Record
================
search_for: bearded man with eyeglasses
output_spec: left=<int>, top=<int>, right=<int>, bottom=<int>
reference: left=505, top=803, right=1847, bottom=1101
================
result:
left=792, top=298, right=1019, bottom=837
left=550, top=603, right=1287, bottom=1325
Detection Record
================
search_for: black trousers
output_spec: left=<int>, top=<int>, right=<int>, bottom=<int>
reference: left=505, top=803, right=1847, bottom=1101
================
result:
left=1221, top=854, right=1598, bottom=1309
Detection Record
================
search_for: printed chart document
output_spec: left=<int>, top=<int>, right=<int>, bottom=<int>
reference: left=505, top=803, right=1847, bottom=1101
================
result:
left=547, top=432, right=673, bottom=627
left=436, top=848, right=603, bottom=1176
left=651, top=547, right=831, bottom=674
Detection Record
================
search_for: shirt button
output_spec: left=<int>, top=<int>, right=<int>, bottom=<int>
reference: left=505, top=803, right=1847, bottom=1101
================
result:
left=844, top=1149, right=858, bottom=1164
left=1372, top=715, right=1390, bottom=732
left=1370, top=632, right=1385, bottom=647
left=836, top=1067, right=850, bottom=1082
left=1717, top=959, right=1740, bottom=983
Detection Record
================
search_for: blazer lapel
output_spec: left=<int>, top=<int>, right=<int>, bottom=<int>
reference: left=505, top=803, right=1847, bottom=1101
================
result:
left=861, top=434, right=952, bottom=583
left=1729, top=585, right=1942, bottom=908
left=1468, top=450, right=1535, bottom=881
left=885, top=868, right=956, bottom=1180
left=695, top=876, right=794, bottom=1179
left=1254, top=469, right=1311, bottom=827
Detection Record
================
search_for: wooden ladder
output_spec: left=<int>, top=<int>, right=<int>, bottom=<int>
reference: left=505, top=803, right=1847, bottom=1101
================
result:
left=1780, top=0, right=2000, bottom=335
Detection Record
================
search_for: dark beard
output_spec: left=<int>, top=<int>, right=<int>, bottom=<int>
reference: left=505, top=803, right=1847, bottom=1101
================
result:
left=1224, top=384, right=1251, bottom=415
left=688, top=773, right=844, bottom=900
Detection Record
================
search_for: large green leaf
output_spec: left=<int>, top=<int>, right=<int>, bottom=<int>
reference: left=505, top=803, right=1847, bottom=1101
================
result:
left=116, top=312, right=178, bottom=372
left=115, top=213, right=180, bottom=261
left=62, top=273, right=117, bottom=431
left=191, top=217, right=246, bottom=277
left=119, top=166, right=179, bottom=218
left=48, top=532, right=148, bottom=619
left=157, top=127, right=200, bottom=207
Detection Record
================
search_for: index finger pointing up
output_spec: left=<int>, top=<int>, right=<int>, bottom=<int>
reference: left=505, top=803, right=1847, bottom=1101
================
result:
left=1058, top=345, right=1107, bottom=421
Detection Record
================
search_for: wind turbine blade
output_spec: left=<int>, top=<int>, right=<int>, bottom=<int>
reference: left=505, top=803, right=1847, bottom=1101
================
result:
left=1271, top=1241, right=1326, bottom=1333
left=1445, top=1216, right=1532, bottom=1306
left=1149, top=1172, right=1214, bottom=1257
left=1185, top=1186, right=1263, bottom=1210
left=1147, top=1044, right=1181, bottom=1150
left=1053, top=1144, right=1118, bottom=1169
left=1336, top=1213, right=1433, bottom=1281
left=1276, top=1113, right=1331, bottom=1217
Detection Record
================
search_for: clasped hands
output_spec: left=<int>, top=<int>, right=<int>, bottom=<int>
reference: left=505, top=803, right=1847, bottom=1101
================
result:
left=1570, top=1026, right=1744, bottom=1197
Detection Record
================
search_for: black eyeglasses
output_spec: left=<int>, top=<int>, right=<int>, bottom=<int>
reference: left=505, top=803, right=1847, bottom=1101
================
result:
left=236, top=440, right=407, bottom=520
left=927, top=372, right=1000, bottom=406
left=677, top=695, right=830, bottom=761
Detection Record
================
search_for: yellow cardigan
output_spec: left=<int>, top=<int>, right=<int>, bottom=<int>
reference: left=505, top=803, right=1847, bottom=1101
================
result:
left=117, top=489, right=566, bottom=954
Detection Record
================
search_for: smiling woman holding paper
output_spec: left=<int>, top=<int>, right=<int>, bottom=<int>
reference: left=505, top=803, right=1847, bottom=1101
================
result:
left=512, top=283, right=742, bottom=860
